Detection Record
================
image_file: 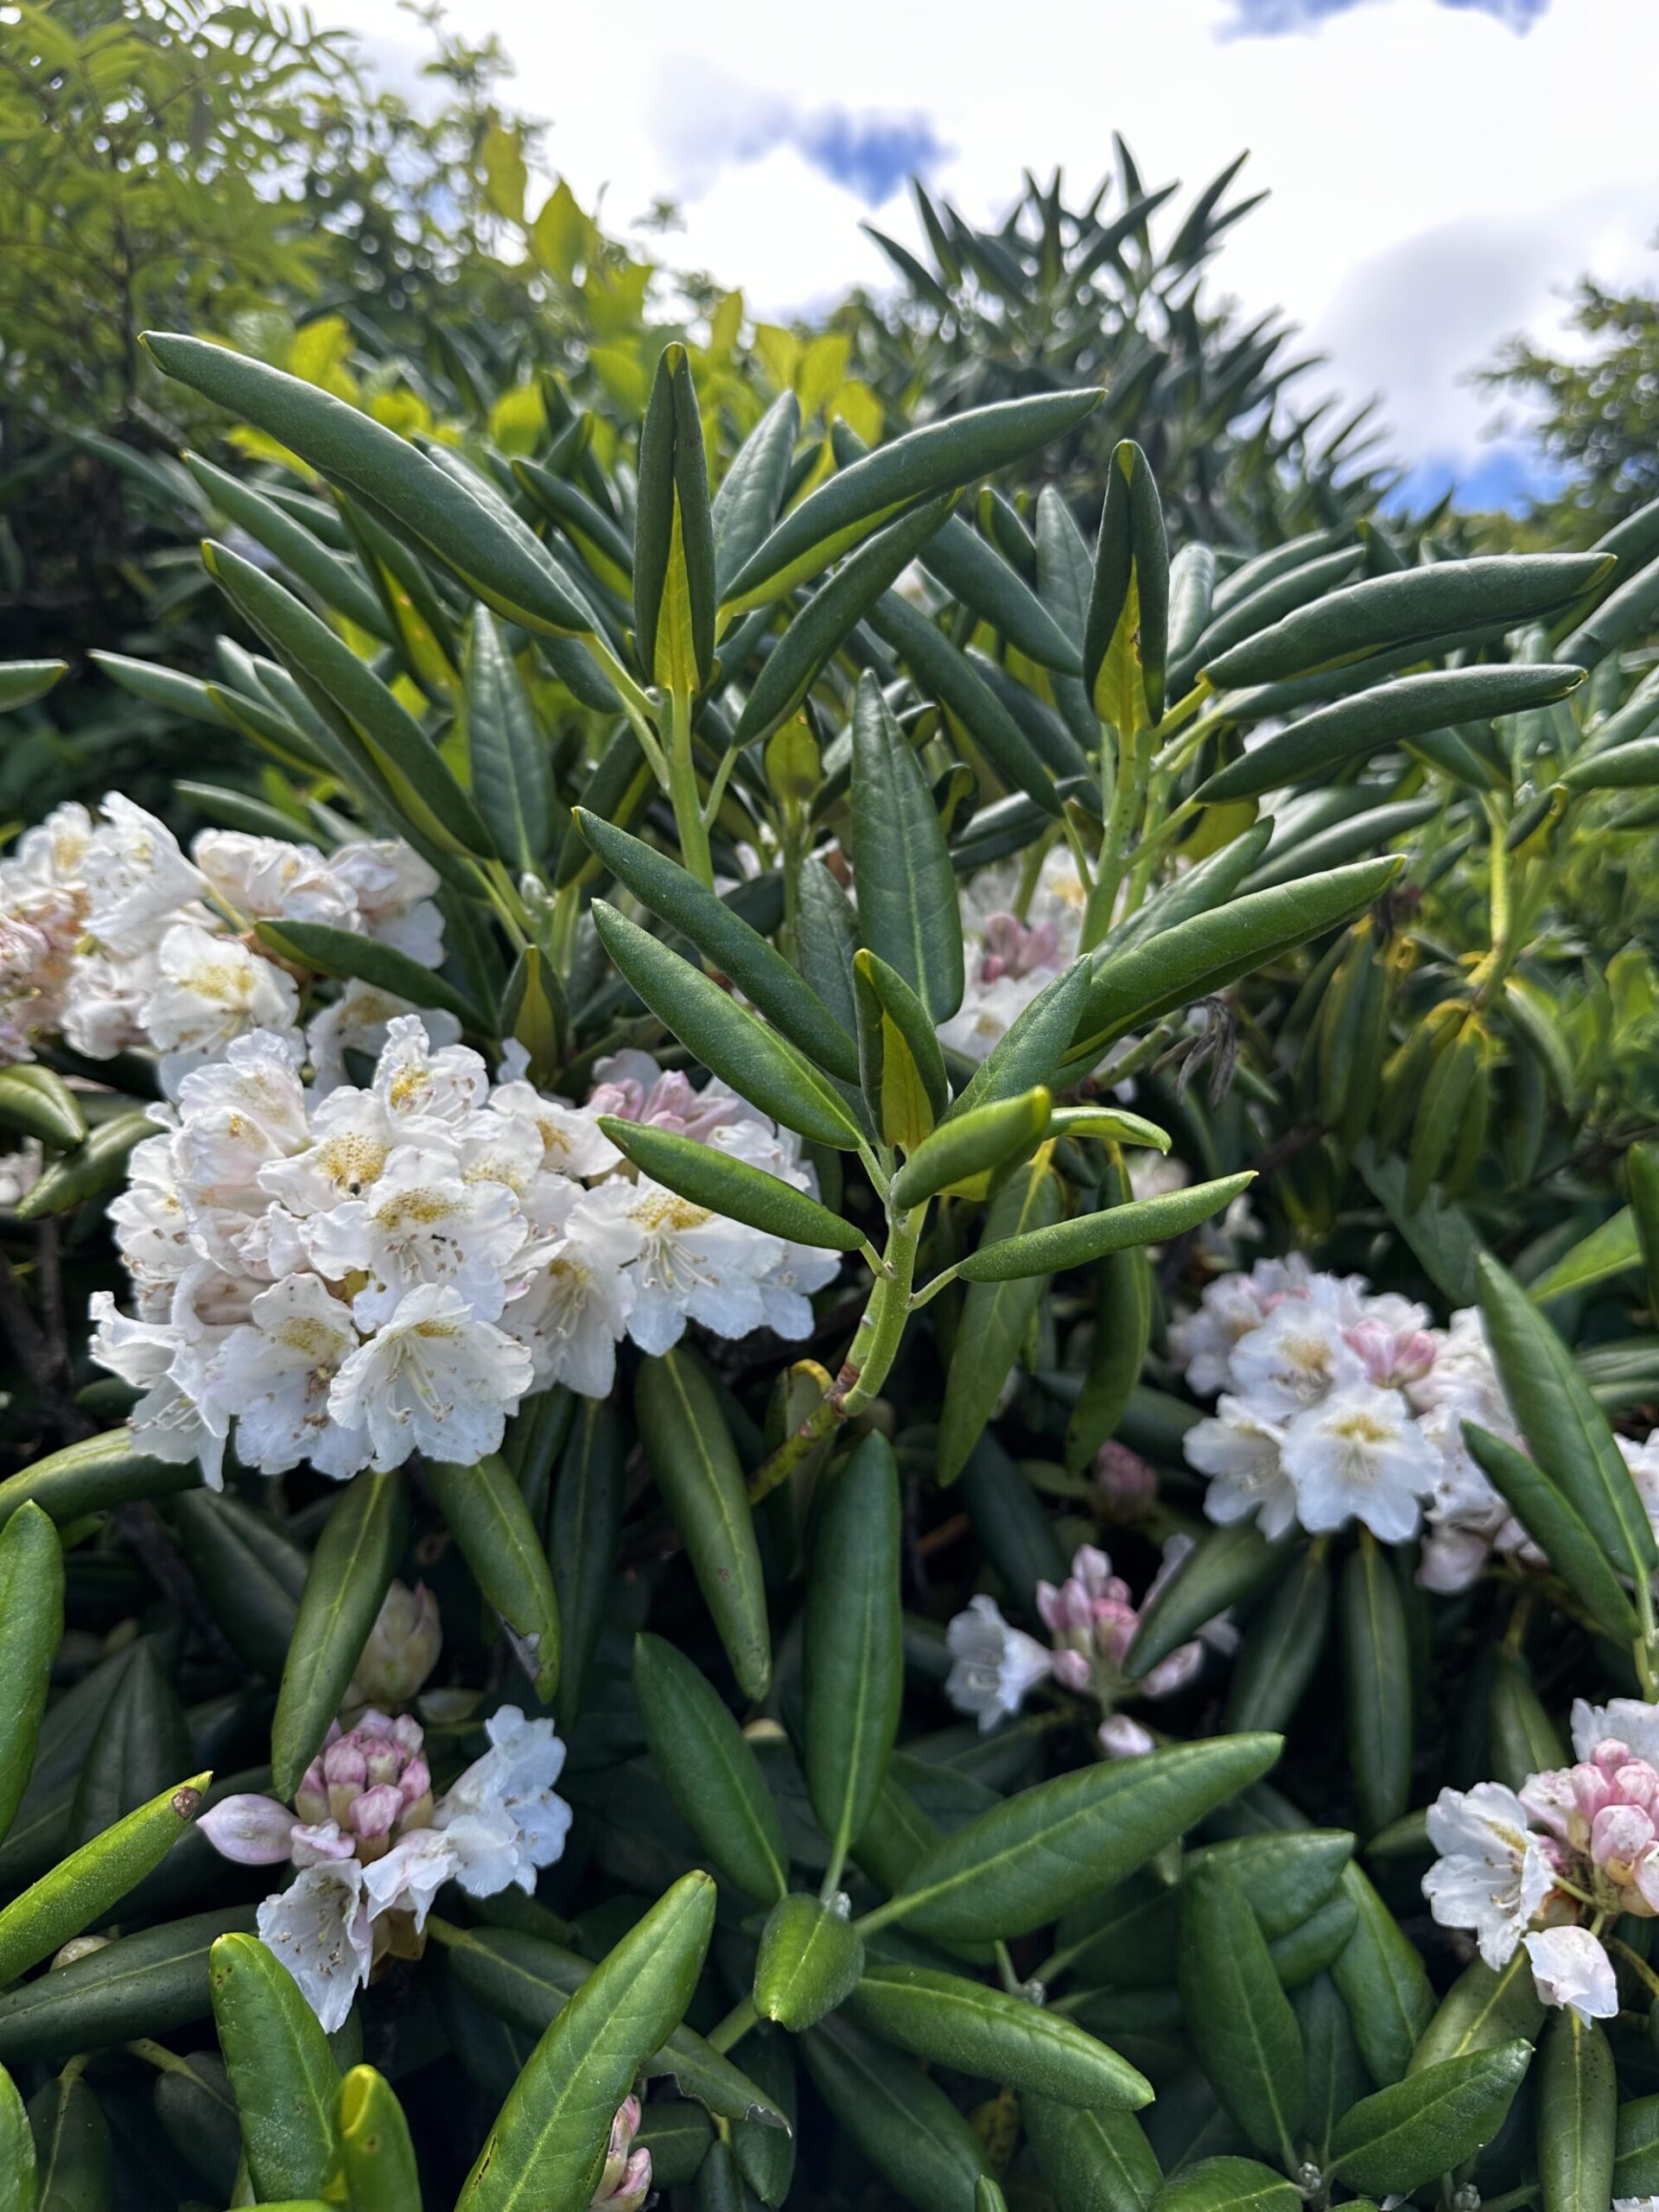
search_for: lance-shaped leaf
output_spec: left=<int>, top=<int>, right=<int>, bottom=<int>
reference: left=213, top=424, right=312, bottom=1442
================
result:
left=457, top=1873, right=717, bottom=2212
left=804, top=1431, right=904, bottom=1865
left=1084, top=439, right=1169, bottom=729
left=1067, top=858, right=1402, bottom=1066
left=14, top=1109, right=152, bottom=1221
left=255, top=919, right=486, bottom=1034
left=210, top=1931, right=340, bottom=2202
left=938, top=1159, right=1064, bottom=1483
left=1224, top=1544, right=1332, bottom=1734
left=1179, top=1862, right=1306, bottom=2162
left=721, top=387, right=1101, bottom=611
left=1330, top=2041, right=1532, bottom=2195
left=1341, top=1540, right=1413, bottom=1838
left=753, top=1896, right=866, bottom=2030
left=1064, top=1160, right=1154, bottom=1477
left=427, top=1456, right=560, bottom=1702
left=203, top=541, right=496, bottom=860
left=0, top=1770, right=208, bottom=1986
left=1023, top=2097, right=1161, bottom=2212
left=733, top=493, right=956, bottom=747
left=272, top=1471, right=410, bottom=1799
left=1127, top=1522, right=1288, bottom=1675
left=1167, top=543, right=1218, bottom=669
left=1478, top=1252, right=1656, bottom=1583
left=1411, top=1955, right=1544, bottom=2076
left=337, top=2066, right=422, bottom=2212
left=70, top=1640, right=188, bottom=1846
left=439, top=1920, right=785, bottom=2128
left=500, top=944, right=563, bottom=1090
left=0, top=1905, right=258, bottom=2063
left=1538, top=2011, right=1614, bottom=2212
left=0, top=659, right=66, bottom=711
left=0, top=1065, right=85, bottom=1152
left=883, top=1733, right=1280, bottom=1942
left=922, top=511, right=1084, bottom=673
left=948, top=958, right=1094, bottom=1122
left=143, top=333, right=594, bottom=638
left=466, top=607, right=551, bottom=874
left=575, top=809, right=858, bottom=1082
left=799, top=2012, right=993, bottom=2209
left=600, top=1118, right=863, bottom=1253
left=850, top=1964, right=1151, bottom=2109
left=957, top=1172, right=1254, bottom=1282
left=1205, top=554, right=1612, bottom=690
left=0, top=1503, right=62, bottom=1845
left=591, top=901, right=863, bottom=1150
left=713, top=390, right=802, bottom=597
left=636, top=1350, right=770, bottom=1701
left=1198, top=663, right=1586, bottom=804
left=1462, top=1422, right=1637, bottom=1637
left=24, top=2072, right=109, bottom=2212
left=854, top=949, right=950, bottom=1150
left=0, top=1427, right=196, bottom=1533
left=633, top=1633, right=787, bottom=1903
left=183, top=450, right=391, bottom=639
left=870, top=589, right=1062, bottom=816
left=1332, top=1864, right=1436, bottom=2087
left=551, top=1402, right=624, bottom=1734
left=891, top=1087, right=1051, bottom=1211
left=850, top=669, right=964, bottom=1020
left=0, top=2066, right=30, bottom=2212
left=1151, top=2158, right=1301, bottom=2212
left=634, top=344, right=716, bottom=693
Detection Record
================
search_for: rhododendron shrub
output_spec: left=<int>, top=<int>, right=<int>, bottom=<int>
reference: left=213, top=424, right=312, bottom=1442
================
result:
left=6, top=290, right=1659, bottom=2212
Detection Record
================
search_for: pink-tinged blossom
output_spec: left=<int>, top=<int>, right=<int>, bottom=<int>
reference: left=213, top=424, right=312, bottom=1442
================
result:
left=591, top=2097, right=652, bottom=2211
left=1524, top=1926, right=1619, bottom=2023
left=944, top=1596, right=1053, bottom=1732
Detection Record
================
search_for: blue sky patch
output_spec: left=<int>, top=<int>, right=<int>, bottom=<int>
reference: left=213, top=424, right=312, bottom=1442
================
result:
left=1226, top=0, right=1548, bottom=31
left=790, top=111, right=945, bottom=205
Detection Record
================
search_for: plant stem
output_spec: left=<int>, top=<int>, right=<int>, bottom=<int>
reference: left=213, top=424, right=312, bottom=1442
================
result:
left=667, top=683, right=714, bottom=888
left=706, top=1994, right=757, bottom=2056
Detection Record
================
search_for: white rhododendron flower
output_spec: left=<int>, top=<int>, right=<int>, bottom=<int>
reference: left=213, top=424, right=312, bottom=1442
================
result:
left=0, top=794, right=446, bottom=1075
left=1523, top=1926, right=1619, bottom=2024
left=93, top=1021, right=847, bottom=1480
left=1167, top=1259, right=1560, bottom=1564
left=203, top=1706, right=570, bottom=2029
left=1423, top=1782, right=1554, bottom=1968
left=944, top=1595, right=1054, bottom=1731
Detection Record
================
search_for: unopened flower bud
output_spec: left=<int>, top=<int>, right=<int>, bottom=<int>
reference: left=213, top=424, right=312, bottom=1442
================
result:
left=345, top=1581, right=442, bottom=1715
left=590, top=2096, right=651, bottom=2211
left=1094, top=1441, right=1158, bottom=1521
left=52, top=1934, right=111, bottom=1970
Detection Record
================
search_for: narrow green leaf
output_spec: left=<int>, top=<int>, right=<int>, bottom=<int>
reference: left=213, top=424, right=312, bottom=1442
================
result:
left=457, top=1873, right=717, bottom=2212
left=1084, top=440, right=1169, bottom=728
left=427, top=1455, right=560, bottom=1702
left=210, top=1931, right=340, bottom=2202
left=713, top=391, right=802, bottom=597
left=958, top=1172, right=1254, bottom=1282
left=633, top=1633, right=788, bottom=1904
left=1149, top=2158, right=1300, bottom=2212
left=0, top=1065, right=86, bottom=1152
left=1340, top=1539, right=1413, bottom=1837
left=1411, top=1952, right=1544, bottom=2075
left=0, top=1906, right=258, bottom=2063
left=636, top=1350, right=770, bottom=1701
left=887, top=1734, right=1281, bottom=1943
left=722, top=388, right=1101, bottom=610
left=1023, top=2094, right=1162, bottom=2212
left=336, top=2067, right=421, bottom=2212
left=1179, top=1863, right=1306, bottom=2162
left=601, top=1118, right=861, bottom=1252
left=272, top=1471, right=410, bottom=1799
left=1329, top=2041, right=1532, bottom=2195
left=1331, top=1864, right=1436, bottom=2087
left=799, top=2012, right=992, bottom=2212
left=254, top=918, right=486, bottom=1033
left=804, top=1431, right=904, bottom=1863
left=575, top=810, right=858, bottom=1081
left=551, top=1402, right=625, bottom=1733
left=592, top=902, right=863, bottom=1151
left=851, top=1963, right=1151, bottom=2108
left=850, top=669, right=965, bottom=1021
left=466, top=608, right=551, bottom=874
left=938, top=1160, right=1064, bottom=1483
left=891, top=1088, right=1051, bottom=1211
left=0, top=1503, right=62, bottom=1845
left=143, top=333, right=594, bottom=638
left=0, top=1771, right=208, bottom=1987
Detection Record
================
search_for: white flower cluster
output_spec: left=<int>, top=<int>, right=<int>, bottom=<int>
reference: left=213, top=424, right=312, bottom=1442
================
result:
left=0, top=792, right=446, bottom=1085
left=91, top=1021, right=842, bottom=1485
left=1424, top=1697, right=1659, bottom=2027
left=944, top=1536, right=1228, bottom=1757
left=1171, top=1258, right=1530, bottom=1581
left=938, top=847, right=1084, bottom=1063
left=201, top=1704, right=569, bottom=2030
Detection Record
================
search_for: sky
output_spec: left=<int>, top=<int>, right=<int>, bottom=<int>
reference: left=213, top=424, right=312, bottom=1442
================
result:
left=316, top=0, right=1659, bottom=510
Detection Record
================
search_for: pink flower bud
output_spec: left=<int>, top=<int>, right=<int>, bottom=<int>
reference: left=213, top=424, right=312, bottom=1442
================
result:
left=1098, top=1713, right=1156, bottom=1758
left=199, top=1793, right=298, bottom=1866
left=1093, top=1440, right=1158, bottom=1519
left=1051, top=1649, right=1093, bottom=1693
left=1142, top=1638, right=1205, bottom=1700
left=348, top=1783, right=406, bottom=1843
left=323, top=1740, right=368, bottom=1791
left=591, top=2097, right=651, bottom=2211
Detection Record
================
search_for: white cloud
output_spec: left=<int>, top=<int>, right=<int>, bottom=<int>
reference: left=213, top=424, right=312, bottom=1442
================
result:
left=318, top=0, right=1659, bottom=493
